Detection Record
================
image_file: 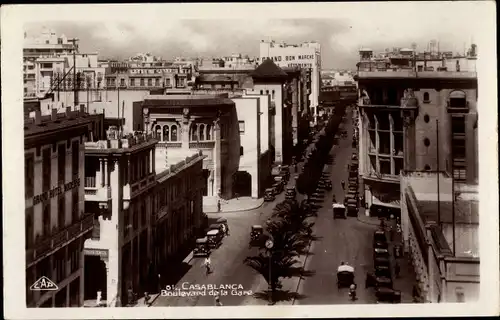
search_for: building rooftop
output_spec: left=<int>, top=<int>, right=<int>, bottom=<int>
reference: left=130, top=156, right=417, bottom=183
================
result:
left=417, top=200, right=479, bottom=224
left=142, top=94, right=235, bottom=107
left=24, top=106, right=98, bottom=137
left=84, top=129, right=157, bottom=154
left=251, top=58, right=288, bottom=79
left=156, top=150, right=206, bottom=183
left=357, top=70, right=477, bottom=80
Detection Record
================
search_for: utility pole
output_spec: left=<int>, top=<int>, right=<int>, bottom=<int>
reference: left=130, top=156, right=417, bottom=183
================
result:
left=68, top=38, right=79, bottom=109
left=436, top=119, right=441, bottom=229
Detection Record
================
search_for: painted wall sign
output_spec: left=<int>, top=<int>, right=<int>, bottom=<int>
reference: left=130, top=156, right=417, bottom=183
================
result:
left=32, top=178, right=81, bottom=206
left=84, top=248, right=109, bottom=258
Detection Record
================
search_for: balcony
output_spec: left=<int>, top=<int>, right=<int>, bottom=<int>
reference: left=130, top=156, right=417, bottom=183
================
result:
left=84, top=184, right=111, bottom=202
left=364, top=171, right=400, bottom=184
left=124, top=172, right=156, bottom=200
left=26, top=214, right=94, bottom=267
left=189, top=141, right=215, bottom=149
left=157, top=142, right=182, bottom=149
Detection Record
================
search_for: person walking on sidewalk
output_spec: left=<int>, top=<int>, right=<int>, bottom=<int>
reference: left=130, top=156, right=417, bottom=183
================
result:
left=341, top=180, right=345, bottom=190
left=412, top=285, right=420, bottom=302
left=217, top=200, right=221, bottom=213
left=394, top=262, right=400, bottom=278
left=214, top=295, right=223, bottom=306
left=204, top=257, right=212, bottom=275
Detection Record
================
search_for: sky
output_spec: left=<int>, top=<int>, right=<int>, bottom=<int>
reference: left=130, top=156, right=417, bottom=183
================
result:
left=20, top=2, right=491, bottom=69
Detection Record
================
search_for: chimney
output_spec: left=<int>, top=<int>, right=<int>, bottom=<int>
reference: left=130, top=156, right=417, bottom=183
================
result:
left=34, top=110, right=42, bottom=125
left=65, top=106, right=73, bottom=119
left=80, top=104, right=85, bottom=114
left=51, top=108, right=57, bottom=121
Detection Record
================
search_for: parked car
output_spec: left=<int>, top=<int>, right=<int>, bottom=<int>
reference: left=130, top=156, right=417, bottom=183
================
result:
left=264, top=188, right=275, bottom=202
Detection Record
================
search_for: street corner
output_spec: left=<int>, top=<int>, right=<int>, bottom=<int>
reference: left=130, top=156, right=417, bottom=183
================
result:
left=204, top=198, right=265, bottom=214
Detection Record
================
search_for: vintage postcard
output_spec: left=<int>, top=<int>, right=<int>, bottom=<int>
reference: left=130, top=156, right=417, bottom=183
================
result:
left=1, top=2, right=498, bottom=319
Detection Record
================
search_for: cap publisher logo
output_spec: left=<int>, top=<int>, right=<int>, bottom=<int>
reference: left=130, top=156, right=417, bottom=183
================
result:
left=30, top=276, right=58, bottom=291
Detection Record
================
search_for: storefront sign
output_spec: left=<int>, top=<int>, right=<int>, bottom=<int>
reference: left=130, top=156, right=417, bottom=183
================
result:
left=84, top=248, right=109, bottom=258
left=32, top=178, right=81, bottom=206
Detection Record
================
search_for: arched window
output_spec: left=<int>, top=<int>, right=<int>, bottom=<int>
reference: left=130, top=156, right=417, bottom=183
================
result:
left=198, top=124, right=205, bottom=141
left=155, top=125, right=161, bottom=140
left=171, top=125, right=178, bottom=141
left=206, top=124, right=212, bottom=140
left=163, top=125, right=169, bottom=142
left=191, top=124, right=198, bottom=141
left=423, top=92, right=430, bottom=102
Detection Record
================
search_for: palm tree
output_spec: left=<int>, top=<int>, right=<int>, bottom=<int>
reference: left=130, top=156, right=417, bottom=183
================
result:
left=244, top=251, right=299, bottom=303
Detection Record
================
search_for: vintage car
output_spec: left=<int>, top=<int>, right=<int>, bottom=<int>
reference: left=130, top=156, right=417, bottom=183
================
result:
left=264, top=188, right=276, bottom=202
left=373, top=230, right=388, bottom=248
left=333, top=203, right=347, bottom=219
left=206, top=229, right=223, bottom=249
left=374, top=256, right=391, bottom=269
left=285, top=187, right=296, bottom=200
left=351, top=153, right=358, bottom=161
left=375, top=276, right=393, bottom=289
left=193, top=237, right=211, bottom=257
left=337, top=264, right=355, bottom=288
left=216, top=218, right=228, bottom=233
left=250, top=225, right=264, bottom=241
left=346, top=199, right=358, bottom=217
left=376, top=287, right=401, bottom=303
left=374, top=265, right=392, bottom=278
left=324, top=180, right=332, bottom=190
left=272, top=182, right=283, bottom=195
left=208, top=223, right=224, bottom=234
left=279, top=166, right=290, bottom=180
left=374, top=247, right=390, bottom=260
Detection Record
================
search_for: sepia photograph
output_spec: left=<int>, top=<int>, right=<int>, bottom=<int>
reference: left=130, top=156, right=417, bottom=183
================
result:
left=1, top=2, right=498, bottom=319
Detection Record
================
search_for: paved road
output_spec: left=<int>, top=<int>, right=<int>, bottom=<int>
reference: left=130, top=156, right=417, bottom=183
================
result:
left=152, top=140, right=316, bottom=307
left=297, top=107, right=380, bottom=305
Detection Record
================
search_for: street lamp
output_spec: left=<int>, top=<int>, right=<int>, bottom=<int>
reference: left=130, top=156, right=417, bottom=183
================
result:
left=265, top=238, right=274, bottom=305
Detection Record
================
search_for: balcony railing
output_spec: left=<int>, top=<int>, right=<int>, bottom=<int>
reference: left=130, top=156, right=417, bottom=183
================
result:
left=157, top=142, right=182, bottom=148
left=189, top=141, right=215, bottom=149
left=85, top=176, right=96, bottom=188
left=364, top=171, right=400, bottom=183
left=84, top=186, right=111, bottom=201
left=27, top=214, right=94, bottom=266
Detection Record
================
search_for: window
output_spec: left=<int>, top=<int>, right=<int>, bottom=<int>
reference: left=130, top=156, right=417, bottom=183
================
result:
left=423, top=92, right=430, bottom=103
left=272, top=90, right=275, bottom=100
left=423, top=138, right=430, bottom=147
left=72, top=191, right=79, bottom=222
left=42, top=148, right=51, bottom=192
left=198, top=124, right=205, bottom=141
left=260, top=90, right=263, bottom=95
left=266, top=90, right=269, bottom=96
left=163, top=125, right=169, bottom=142
left=165, top=78, right=171, bottom=87
left=452, top=116, right=466, bottom=134
left=43, top=204, right=51, bottom=236
left=58, top=144, right=66, bottom=184
left=191, top=125, right=198, bottom=141
left=155, top=125, right=161, bottom=139
left=453, top=138, right=466, bottom=159
left=240, top=146, right=244, bottom=156
left=155, top=78, right=160, bottom=86
left=148, top=78, right=153, bottom=86
left=130, top=78, right=135, bottom=86
left=120, top=79, right=125, bottom=87
left=220, top=123, right=225, bottom=140
left=25, top=208, right=34, bottom=249
left=455, top=287, right=465, bottom=302
left=238, top=121, right=245, bottom=134
left=424, top=114, right=430, bottom=123
left=140, top=78, right=145, bottom=86
left=72, top=140, right=79, bottom=177
left=424, top=164, right=431, bottom=171
left=25, top=153, right=34, bottom=198
left=58, top=197, right=65, bottom=229
left=171, top=125, right=178, bottom=141
left=206, top=124, right=212, bottom=140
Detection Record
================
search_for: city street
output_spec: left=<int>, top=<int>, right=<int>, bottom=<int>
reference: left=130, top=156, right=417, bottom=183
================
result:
left=152, top=153, right=309, bottom=307
left=296, top=107, right=379, bottom=304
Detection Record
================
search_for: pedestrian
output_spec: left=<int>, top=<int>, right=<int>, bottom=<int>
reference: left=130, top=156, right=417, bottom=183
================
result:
left=225, top=223, right=230, bottom=236
left=204, top=257, right=212, bottom=275
left=214, top=295, right=223, bottom=306
left=395, top=262, right=400, bottom=278
left=412, top=285, right=419, bottom=302
left=221, top=223, right=226, bottom=236
left=341, top=180, right=345, bottom=190
left=217, top=200, right=221, bottom=213
left=144, top=292, right=150, bottom=306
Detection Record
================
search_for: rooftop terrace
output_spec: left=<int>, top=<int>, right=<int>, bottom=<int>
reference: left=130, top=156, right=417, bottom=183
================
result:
left=84, top=129, right=157, bottom=154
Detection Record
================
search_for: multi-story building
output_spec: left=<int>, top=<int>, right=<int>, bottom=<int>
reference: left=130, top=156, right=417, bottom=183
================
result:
left=356, top=44, right=478, bottom=219
left=82, top=127, right=205, bottom=306
left=198, top=54, right=258, bottom=70
left=25, top=105, right=103, bottom=307
left=143, top=95, right=240, bottom=200
left=400, top=172, right=479, bottom=303
left=259, top=40, right=321, bottom=124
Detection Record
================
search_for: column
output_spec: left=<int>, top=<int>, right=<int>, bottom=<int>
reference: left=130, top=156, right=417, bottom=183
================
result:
left=99, top=159, right=104, bottom=187
left=181, top=108, right=191, bottom=149
left=389, top=113, right=395, bottom=174
left=213, top=120, right=221, bottom=198
left=149, top=149, right=153, bottom=174
left=374, top=114, right=380, bottom=173
left=104, top=159, right=109, bottom=186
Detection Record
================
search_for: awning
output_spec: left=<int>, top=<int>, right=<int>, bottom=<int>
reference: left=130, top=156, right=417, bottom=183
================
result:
left=337, top=265, right=354, bottom=273
left=372, top=195, right=401, bottom=209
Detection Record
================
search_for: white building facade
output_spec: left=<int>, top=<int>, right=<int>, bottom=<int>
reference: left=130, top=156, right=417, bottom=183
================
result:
left=259, top=40, right=321, bottom=124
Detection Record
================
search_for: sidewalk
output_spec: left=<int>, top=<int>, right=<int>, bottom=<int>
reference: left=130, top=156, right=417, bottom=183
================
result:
left=203, top=196, right=264, bottom=213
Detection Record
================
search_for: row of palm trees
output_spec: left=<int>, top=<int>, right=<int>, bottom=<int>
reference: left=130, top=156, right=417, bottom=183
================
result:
left=243, top=106, right=347, bottom=304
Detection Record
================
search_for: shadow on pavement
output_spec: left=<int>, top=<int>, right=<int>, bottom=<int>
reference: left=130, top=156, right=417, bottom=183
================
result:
left=161, top=262, right=193, bottom=288
left=308, top=235, right=323, bottom=242
left=290, top=266, right=316, bottom=278
left=253, top=289, right=307, bottom=303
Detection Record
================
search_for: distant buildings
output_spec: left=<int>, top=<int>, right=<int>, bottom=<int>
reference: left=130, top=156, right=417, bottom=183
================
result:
left=24, top=106, right=103, bottom=307
left=259, top=40, right=321, bottom=124
left=198, top=54, right=258, bottom=70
